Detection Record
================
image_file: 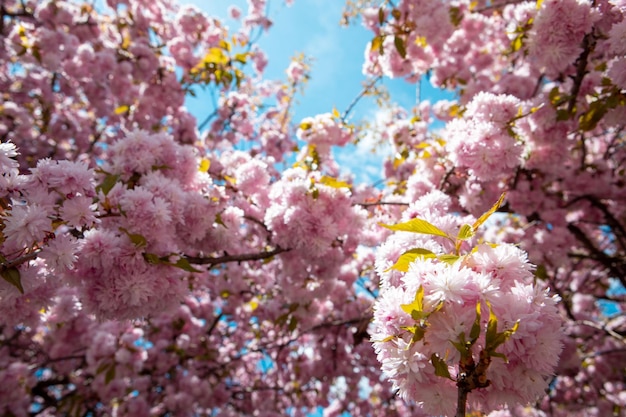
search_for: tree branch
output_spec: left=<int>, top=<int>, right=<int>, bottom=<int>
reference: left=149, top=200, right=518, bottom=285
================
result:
left=184, top=246, right=290, bottom=266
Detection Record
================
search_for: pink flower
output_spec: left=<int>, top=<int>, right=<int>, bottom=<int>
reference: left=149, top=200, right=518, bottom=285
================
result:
left=3, top=204, right=52, bottom=248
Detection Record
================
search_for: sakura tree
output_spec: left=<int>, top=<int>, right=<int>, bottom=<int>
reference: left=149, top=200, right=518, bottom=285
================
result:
left=0, top=0, right=624, bottom=416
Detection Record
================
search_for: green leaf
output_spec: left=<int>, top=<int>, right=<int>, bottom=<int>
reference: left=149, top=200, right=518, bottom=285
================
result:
left=378, top=7, right=385, bottom=25
left=104, top=364, right=116, bottom=385
left=511, top=34, right=524, bottom=52
left=114, top=105, right=130, bottom=115
left=431, top=353, right=453, bottom=380
left=450, top=338, right=468, bottom=357
left=469, top=302, right=482, bottom=343
left=119, top=227, right=147, bottom=248
left=394, top=36, right=406, bottom=59
left=372, top=334, right=396, bottom=343
left=379, top=218, right=450, bottom=239
left=437, top=254, right=460, bottom=265
left=1, top=267, right=24, bottom=294
left=490, top=351, right=509, bottom=362
left=143, top=252, right=161, bottom=265
left=215, top=212, right=227, bottom=228
left=288, top=316, right=298, bottom=332
left=320, top=175, right=351, bottom=189
left=385, top=248, right=436, bottom=272
left=172, top=257, right=202, bottom=273
left=579, top=101, right=607, bottom=132
left=371, top=35, right=384, bottom=54
left=234, top=52, right=248, bottom=64
left=449, top=6, right=463, bottom=26
left=202, top=47, right=229, bottom=66
left=401, top=325, right=426, bottom=343
left=486, top=302, right=498, bottom=349
left=556, top=109, right=571, bottom=121
left=457, top=224, right=474, bottom=240
left=96, top=173, right=120, bottom=196
left=472, top=192, right=506, bottom=231
left=401, top=286, right=428, bottom=321
left=534, top=264, right=548, bottom=280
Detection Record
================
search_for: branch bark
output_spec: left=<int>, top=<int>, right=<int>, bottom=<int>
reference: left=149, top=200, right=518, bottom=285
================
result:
left=184, top=246, right=290, bottom=266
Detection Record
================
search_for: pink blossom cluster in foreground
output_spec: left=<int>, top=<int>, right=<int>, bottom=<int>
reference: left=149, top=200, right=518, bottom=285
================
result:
left=372, top=192, right=563, bottom=416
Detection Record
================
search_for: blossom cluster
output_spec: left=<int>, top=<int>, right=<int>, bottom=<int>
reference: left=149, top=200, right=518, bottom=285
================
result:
left=371, top=193, right=564, bottom=416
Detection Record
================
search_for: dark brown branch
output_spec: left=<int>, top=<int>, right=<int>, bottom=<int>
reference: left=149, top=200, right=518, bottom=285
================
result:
left=567, top=223, right=626, bottom=287
left=356, top=201, right=410, bottom=208
left=567, top=32, right=595, bottom=114
left=184, top=246, right=290, bottom=266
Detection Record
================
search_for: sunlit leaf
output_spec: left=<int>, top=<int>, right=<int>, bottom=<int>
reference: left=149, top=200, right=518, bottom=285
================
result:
left=458, top=224, right=474, bottom=240
left=371, top=35, right=384, bottom=54
left=579, top=101, right=607, bottom=132
left=437, top=254, right=460, bottom=264
left=385, top=248, right=436, bottom=272
left=199, top=158, right=211, bottom=173
left=114, top=105, right=130, bottom=115
left=202, top=47, right=229, bottom=66
left=372, top=335, right=396, bottom=343
left=486, top=302, right=498, bottom=349
left=320, top=175, right=351, bottom=189
left=472, top=192, right=506, bottom=231
left=469, top=302, right=482, bottom=342
left=380, top=218, right=450, bottom=239
left=401, top=286, right=428, bottom=321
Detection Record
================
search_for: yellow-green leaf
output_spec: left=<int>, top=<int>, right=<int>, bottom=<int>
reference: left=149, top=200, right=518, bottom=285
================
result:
left=202, top=47, right=229, bottom=66
left=401, top=286, right=426, bottom=321
left=173, top=258, right=202, bottom=273
left=119, top=227, right=147, bottom=248
left=96, top=173, right=119, bottom=196
left=431, top=354, right=453, bottom=379
left=380, top=218, right=450, bottom=239
left=199, top=158, right=211, bottom=173
left=469, top=302, right=482, bottom=342
left=472, top=192, right=506, bottom=231
left=437, top=254, right=460, bottom=265
left=114, top=105, right=130, bottom=115
left=373, top=335, right=396, bottom=343
left=234, top=52, right=248, bottom=64
left=457, top=224, right=474, bottom=240
left=579, top=101, right=607, bottom=132
left=371, top=35, right=384, bottom=54
left=320, top=175, right=351, bottom=189
left=385, top=248, right=436, bottom=272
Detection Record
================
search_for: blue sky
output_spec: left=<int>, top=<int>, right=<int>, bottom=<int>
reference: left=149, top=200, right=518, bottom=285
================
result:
left=184, top=0, right=453, bottom=183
